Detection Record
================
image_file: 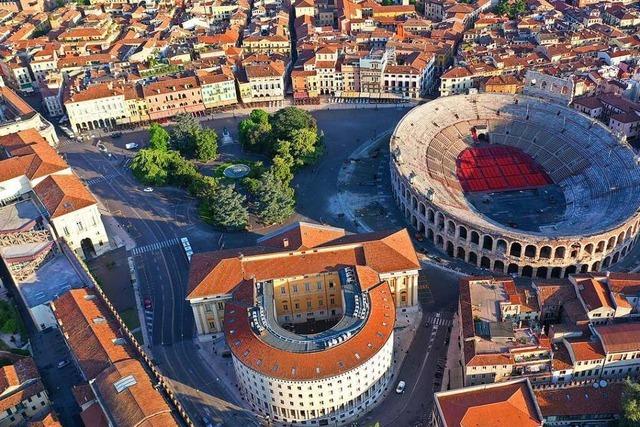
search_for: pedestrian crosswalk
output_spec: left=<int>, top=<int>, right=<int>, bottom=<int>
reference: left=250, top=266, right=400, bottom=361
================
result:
left=131, top=237, right=181, bottom=256
left=85, top=173, right=120, bottom=186
left=425, top=313, right=453, bottom=327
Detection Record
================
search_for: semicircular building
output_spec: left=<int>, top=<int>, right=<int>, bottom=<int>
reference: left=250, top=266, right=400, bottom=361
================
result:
left=187, top=222, right=421, bottom=426
left=390, top=93, right=640, bottom=278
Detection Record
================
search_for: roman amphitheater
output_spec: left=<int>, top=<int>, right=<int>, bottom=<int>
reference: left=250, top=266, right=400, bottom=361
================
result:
left=390, top=93, right=640, bottom=278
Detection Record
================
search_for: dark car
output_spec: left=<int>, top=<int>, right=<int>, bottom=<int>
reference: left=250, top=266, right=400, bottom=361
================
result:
left=144, top=298, right=152, bottom=310
left=111, top=131, right=123, bottom=138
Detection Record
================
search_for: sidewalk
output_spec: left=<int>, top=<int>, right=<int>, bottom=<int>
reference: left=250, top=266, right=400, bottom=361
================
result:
left=440, top=311, right=464, bottom=392
left=195, top=336, right=251, bottom=408
left=101, top=211, right=137, bottom=251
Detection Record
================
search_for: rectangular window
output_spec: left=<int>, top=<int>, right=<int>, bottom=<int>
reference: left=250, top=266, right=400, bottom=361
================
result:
left=280, top=287, right=286, bottom=294
left=307, top=301, right=312, bottom=309
left=76, top=221, right=84, bottom=231
left=305, top=283, right=311, bottom=291
left=293, top=285, right=298, bottom=293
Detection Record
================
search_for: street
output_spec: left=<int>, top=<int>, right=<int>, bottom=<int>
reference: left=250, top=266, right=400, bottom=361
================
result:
left=57, top=106, right=467, bottom=426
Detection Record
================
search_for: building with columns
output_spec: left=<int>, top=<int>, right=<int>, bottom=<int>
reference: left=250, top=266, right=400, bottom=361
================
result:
left=186, top=222, right=419, bottom=425
left=187, top=222, right=421, bottom=337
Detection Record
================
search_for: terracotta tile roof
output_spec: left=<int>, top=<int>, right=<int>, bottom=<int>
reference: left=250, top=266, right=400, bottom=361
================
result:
left=0, top=357, right=45, bottom=413
left=551, top=341, right=573, bottom=371
left=534, top=279, right=575, bottom=310
left=435, top=379, right=543, bottom=427
left=608, top=272, right=640, bottom=295
left=257, top=221, right=346, bottom=250
left=0, top=86, right=34, bottom=116
left=535, top=383, right=623, bottom=418
left=576, top=278, right=614, bottom=312
left=0, top=156, right=35, bottom=183
left=225, top=281, right=395, bottom=380
left=92, top=359, right=177, bottom=427
left=80, top=402, right=108, bottom=427
left=565, top=338, right=605, bottom=362
left=33, top=175, right=96, bottom=218
left=187, top=226, right=419, bottom=299
left=26, top=411, right=63, bottom=427
left=52, top=289, right=134, bottom=380
left=71, top=383, right=95, bottom=407
left=594, top=322, right=640, bottom=354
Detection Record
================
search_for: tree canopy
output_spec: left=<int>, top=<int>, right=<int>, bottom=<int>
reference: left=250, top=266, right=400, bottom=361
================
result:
left=194, top=128, right=219, bottom=162
left=200, top=184, right=248, bottom=230
left=130, top=149, right=180, bottom=186
left=256, top=168, right=296, bottom=225
left=169, top=114, right=218, bottom=161
left=148, top=123, right=170, bottom=151
left=270, top=107, right=317, bottom=142
left=622, top=379, right=640, bottom=426
left=496, top=0, right=526, bottom=18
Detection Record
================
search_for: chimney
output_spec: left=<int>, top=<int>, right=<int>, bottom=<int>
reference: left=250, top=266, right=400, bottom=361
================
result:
left=283, top=238, right=289, bottom=248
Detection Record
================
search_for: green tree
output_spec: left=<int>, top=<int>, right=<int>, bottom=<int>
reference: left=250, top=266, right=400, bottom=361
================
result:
left=200, top=184, right=248, bottom=230
left=289, top=128, right=318, bottom=168
left=194, top=128, right=218, bottom=162
left=169, top=156, right=199, bottom=188
left=273, top=140, right=295, bottom=184
left=148, top=123, right=170, bottom=151
left=269, top=107, right=317, bottom=142
left=130, top=149, right=178, bottom=185
left=239, top=109, right=272, bottom=153
left=171, top=114, right=200, bottom=157
left=188, top=174, right=218, bottom=198
left=255, top=168, right=295, bottom=225
left=621, top=379, right=640, bottom=426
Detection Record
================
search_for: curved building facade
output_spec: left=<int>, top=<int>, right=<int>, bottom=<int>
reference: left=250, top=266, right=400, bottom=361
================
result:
left=186, top=222, right=422, bottom=426
left=390, top=93, right=640, bottom=278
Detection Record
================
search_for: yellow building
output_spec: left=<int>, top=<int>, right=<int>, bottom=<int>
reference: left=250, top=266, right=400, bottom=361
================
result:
left=187, top=222, right=421, bottom=337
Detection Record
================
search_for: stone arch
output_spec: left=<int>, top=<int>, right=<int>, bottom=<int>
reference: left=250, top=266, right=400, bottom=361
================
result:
left=404, top=189, right=410, bottom=200
left=618, top=231, right=625, bottom=244
left=539, top=246, right=552, bottom=259
left=458, top=226, right=468, bottom=241
left=436, top=235, right=444, bottom=248
left=496, top=239, right=507, bottom=253
left=551, top=267, right=562, bottom=278
left=411, top=215, right=418, bottom=228
left=564, top=265, right=577, bottom=277
left=580, top=264, right=589, bottom=273
left=606, top=236, right=616, bottom=251
left=524, top=244, right=537, bottom=258
left=419, top=202, right=426, bottom=216
left=602, top=256, right=611, bottom=269
left=522, top=266, right=533, bottom=277
left=554, top=246, right=566, bottom=259
left=457, top=247, right=466, bottom=260
left=591, top=261, right=601, bottom=272
left=612, top=252, right=620, bottom=264
left=536, top=267, right=548, bottom=278
left=411, top=196, right=418, bottom=210
left=584, top=243, right=594, bottom=255
left=446, top=241, right=454, bottom=257
left=570, top=244, right=580, bottom=258
left=428, top=209, right=435, bottom=224
left=622, top=246, right=628, bottom=257
left=507, top=263, right=519, bottom=274
left=494, top=260, right=505, bottom=273
left=482, top=235, right=493, bottom=251
left=468, top=251, right=478, bottom=265
left=447, top=220, right=456, bottom=235
left=427, top=228, right=434, bottom=242
left=436, top=213, right=445, bottom=231
left=626, top=226, right=633, bottom=240
left=510, top=242, right=522, bottom=257
left=480, top=256, right=491, bottom=268
left=418, top=222, right=425, bottom=233
left=596, top=240, right=605, bottom=253
left=471, top=231, right=480, bottom=245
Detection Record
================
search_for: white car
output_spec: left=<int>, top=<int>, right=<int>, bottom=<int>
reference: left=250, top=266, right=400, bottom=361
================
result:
left=143, top=187, right=154, bottom=193
left=396, top=380, right=406, bottom=394
left=97, top=142, right=108, bottom=153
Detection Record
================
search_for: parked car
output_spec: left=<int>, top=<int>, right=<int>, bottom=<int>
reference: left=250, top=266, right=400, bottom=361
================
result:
left=144, top=298, right=152, bottom=310
left=125, top=142, right=139, bottom=150
left=395, top=380, right=406, bottom=394
left=57, top=360, right=69, bottom=369
left=111, top=131, right=123, bottom=138
left=97, top=142, right=107, bottom=153
left=143, top=187, right=154, bottom=193
left=59, top=125, right=76, bottom=139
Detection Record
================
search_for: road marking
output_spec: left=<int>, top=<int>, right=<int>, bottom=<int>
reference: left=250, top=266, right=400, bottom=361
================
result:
left=131, top=237, right=181, bottom=256
left=85, top=173, right=120, bottom=186
left=425, top=314, right=453, bottom=327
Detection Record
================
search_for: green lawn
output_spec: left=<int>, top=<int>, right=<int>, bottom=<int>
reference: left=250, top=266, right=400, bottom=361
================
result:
left=120, top=308, right=140, bottom=331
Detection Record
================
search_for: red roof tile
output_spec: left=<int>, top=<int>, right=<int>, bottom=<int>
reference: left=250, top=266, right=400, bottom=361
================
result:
left=33, top=175, right=96, bottom=218
left=595, top=322, right=640, bottom=354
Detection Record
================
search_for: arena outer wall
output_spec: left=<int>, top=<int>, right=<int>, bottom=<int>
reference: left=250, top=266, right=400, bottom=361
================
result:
left=390, top=93, right=640, bottom=279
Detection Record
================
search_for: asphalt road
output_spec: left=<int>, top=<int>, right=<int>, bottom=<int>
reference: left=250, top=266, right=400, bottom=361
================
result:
left=59, top=142, right=257, bottom=426
left=58, top=106, right=463, bottom=427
